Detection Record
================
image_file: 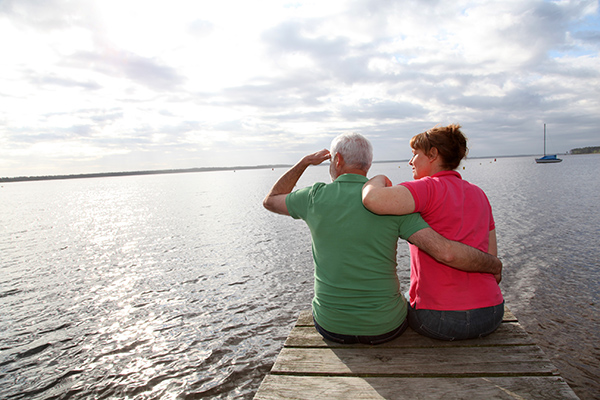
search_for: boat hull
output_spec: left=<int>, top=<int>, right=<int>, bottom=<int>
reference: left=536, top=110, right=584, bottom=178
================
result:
left=535, top=158, right=562, bottom=163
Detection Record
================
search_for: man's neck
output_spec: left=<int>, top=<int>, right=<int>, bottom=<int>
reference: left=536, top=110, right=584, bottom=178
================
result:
left=338, top=167, right=368, bottom=177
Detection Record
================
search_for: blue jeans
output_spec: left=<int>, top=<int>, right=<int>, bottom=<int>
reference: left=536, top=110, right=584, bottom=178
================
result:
left=313, top=316, right=408, bottom=345
left=408, top=301, right=504, bottom=341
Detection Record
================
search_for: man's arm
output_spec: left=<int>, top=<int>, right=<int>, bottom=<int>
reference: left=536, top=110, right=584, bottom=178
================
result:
left=488, top=229, right=501, bottom=283
left=263, top=149, right=331, bottom=216
left=408, top=228, right=502, bottom=276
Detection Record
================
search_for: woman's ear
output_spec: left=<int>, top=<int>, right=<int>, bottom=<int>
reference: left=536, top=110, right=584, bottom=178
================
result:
left=428, top=147, right=439, bottom=162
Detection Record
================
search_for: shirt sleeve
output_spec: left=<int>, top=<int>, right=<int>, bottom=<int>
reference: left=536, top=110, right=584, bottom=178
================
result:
left=286, top=183, right=325, bottom=220
left=396, top=212, right=430, bottom=240
left=399, top=179, right=430, bottom=213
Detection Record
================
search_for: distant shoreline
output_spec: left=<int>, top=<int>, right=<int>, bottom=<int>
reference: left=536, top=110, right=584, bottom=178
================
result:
left=1, top=160, right=412, bottom=183
left=0, top=165, right=294, bottom=183
left=2, top=152, right=593, bottom=183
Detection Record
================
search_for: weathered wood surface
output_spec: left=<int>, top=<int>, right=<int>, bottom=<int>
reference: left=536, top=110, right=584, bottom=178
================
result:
left=285, top=323, right=535, bottom=348
left=293, top=306, right=518, bottom=327
left=255, top=375, right=580, bottom=400
left=254, top=306, right=580, bottom=399
left=272, top=346, right=557, bottom=376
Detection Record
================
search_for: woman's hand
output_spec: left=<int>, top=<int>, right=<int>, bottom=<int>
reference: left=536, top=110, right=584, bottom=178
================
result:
left=362, top=175, right=416, bottom=215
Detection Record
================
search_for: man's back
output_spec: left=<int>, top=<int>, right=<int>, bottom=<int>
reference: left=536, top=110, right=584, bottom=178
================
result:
left=286, top=173, right=428, bottom=336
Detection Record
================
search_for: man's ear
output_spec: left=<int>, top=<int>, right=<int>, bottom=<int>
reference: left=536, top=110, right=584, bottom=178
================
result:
left=335, top=152, right=345, bottom=168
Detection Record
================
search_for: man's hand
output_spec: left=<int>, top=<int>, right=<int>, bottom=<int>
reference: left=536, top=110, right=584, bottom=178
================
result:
left=302, top=149, right=331, bottom=166
left=263, top=149, right=331, bottom=216
left=408, top=228, right=502, bottom=276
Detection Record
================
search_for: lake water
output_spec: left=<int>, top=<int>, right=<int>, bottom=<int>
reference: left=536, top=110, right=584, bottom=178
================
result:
left=1, top=154, right=599, bottom=399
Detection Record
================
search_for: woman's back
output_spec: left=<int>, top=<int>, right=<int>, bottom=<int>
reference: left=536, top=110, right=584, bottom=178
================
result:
left=401, top=171, right=503, bottom=311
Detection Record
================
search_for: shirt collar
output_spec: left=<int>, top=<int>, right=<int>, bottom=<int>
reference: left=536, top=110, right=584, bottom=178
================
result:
left=431, top=170, right=462, bottom=179
left=334, top=173, right=369, bottom=183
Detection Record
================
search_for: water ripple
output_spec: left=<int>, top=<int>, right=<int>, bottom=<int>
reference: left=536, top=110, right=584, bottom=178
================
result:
left=1, top=161, right=598, bottom=399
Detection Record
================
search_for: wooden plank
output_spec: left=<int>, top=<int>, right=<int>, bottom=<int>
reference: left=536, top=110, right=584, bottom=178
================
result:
left=295, top=305, right=518, bottom=327
left=254, top=375, right=580, bottom=400
left=503, top=307, right=518, bottom=322
left=254, top=306, right=580, bottom=399
left=271, top=345, right=558, bottom=376
left=295, top=310, right=313, bottom=326
left=284, top=322, right=535, bottom=348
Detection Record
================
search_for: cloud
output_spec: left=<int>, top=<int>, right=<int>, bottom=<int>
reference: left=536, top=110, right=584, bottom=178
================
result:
left=188, top=19, right=215, bottom=37
left=0, top=0, right=93, bottom=30
left=66, top=49, right=186, bottom=91
left=30, top=73, right=103, bottom=90
left=0, top=0, right=599, bottom=177
left=340, top=99, right=427, bottom=121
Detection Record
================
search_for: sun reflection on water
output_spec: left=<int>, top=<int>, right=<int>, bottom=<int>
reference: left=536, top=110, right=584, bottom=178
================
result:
left=3, top=162, right=597, bottom=398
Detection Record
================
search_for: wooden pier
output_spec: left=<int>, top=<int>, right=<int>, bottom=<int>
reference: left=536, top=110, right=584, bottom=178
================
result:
left=254, top=306, right=579, bottom=399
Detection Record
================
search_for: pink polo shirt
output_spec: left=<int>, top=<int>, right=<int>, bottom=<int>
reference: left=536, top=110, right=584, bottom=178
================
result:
left=400, top=170, right=503, bottom=310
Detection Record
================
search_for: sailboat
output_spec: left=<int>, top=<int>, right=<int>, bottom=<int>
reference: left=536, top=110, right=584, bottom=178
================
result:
left=535, top=124, right=562, bottom=163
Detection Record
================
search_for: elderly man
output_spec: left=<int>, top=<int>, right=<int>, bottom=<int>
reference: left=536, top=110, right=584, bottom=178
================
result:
left=263, top=133, right=501, bottom=344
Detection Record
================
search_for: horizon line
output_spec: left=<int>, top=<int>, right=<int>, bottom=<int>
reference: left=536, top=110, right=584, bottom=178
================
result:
left=0, top=153, right=558, bottom=183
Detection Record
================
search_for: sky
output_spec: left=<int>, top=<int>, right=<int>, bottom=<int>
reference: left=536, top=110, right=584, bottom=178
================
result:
left=1, top=0, right=599, bottom=177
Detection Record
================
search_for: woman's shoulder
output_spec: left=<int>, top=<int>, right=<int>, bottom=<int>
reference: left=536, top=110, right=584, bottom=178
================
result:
left=432, top=172, right=489, bottom=198
left=459, top=179, right=491, bottom=203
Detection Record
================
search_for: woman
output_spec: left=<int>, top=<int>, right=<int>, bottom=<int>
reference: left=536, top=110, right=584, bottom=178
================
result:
left=362, top=124, right=504, bottom=341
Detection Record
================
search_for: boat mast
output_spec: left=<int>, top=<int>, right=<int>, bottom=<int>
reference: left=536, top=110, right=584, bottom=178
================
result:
left=543, top=123, right=546, bottom=156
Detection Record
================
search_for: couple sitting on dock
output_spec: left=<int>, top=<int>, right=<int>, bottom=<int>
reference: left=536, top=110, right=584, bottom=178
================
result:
left=263, top=126, right=504, bottom=344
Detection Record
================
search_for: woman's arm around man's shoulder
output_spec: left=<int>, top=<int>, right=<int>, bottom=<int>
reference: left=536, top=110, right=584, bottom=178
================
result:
left=362, top=175, right=416, bottom=215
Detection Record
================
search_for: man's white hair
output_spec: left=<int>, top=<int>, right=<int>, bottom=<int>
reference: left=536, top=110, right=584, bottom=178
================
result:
left=330, top=132, right=373, bottom=171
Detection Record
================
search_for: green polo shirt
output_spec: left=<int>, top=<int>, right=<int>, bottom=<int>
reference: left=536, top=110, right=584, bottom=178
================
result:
left=286, top=173, right=429, bottom=335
